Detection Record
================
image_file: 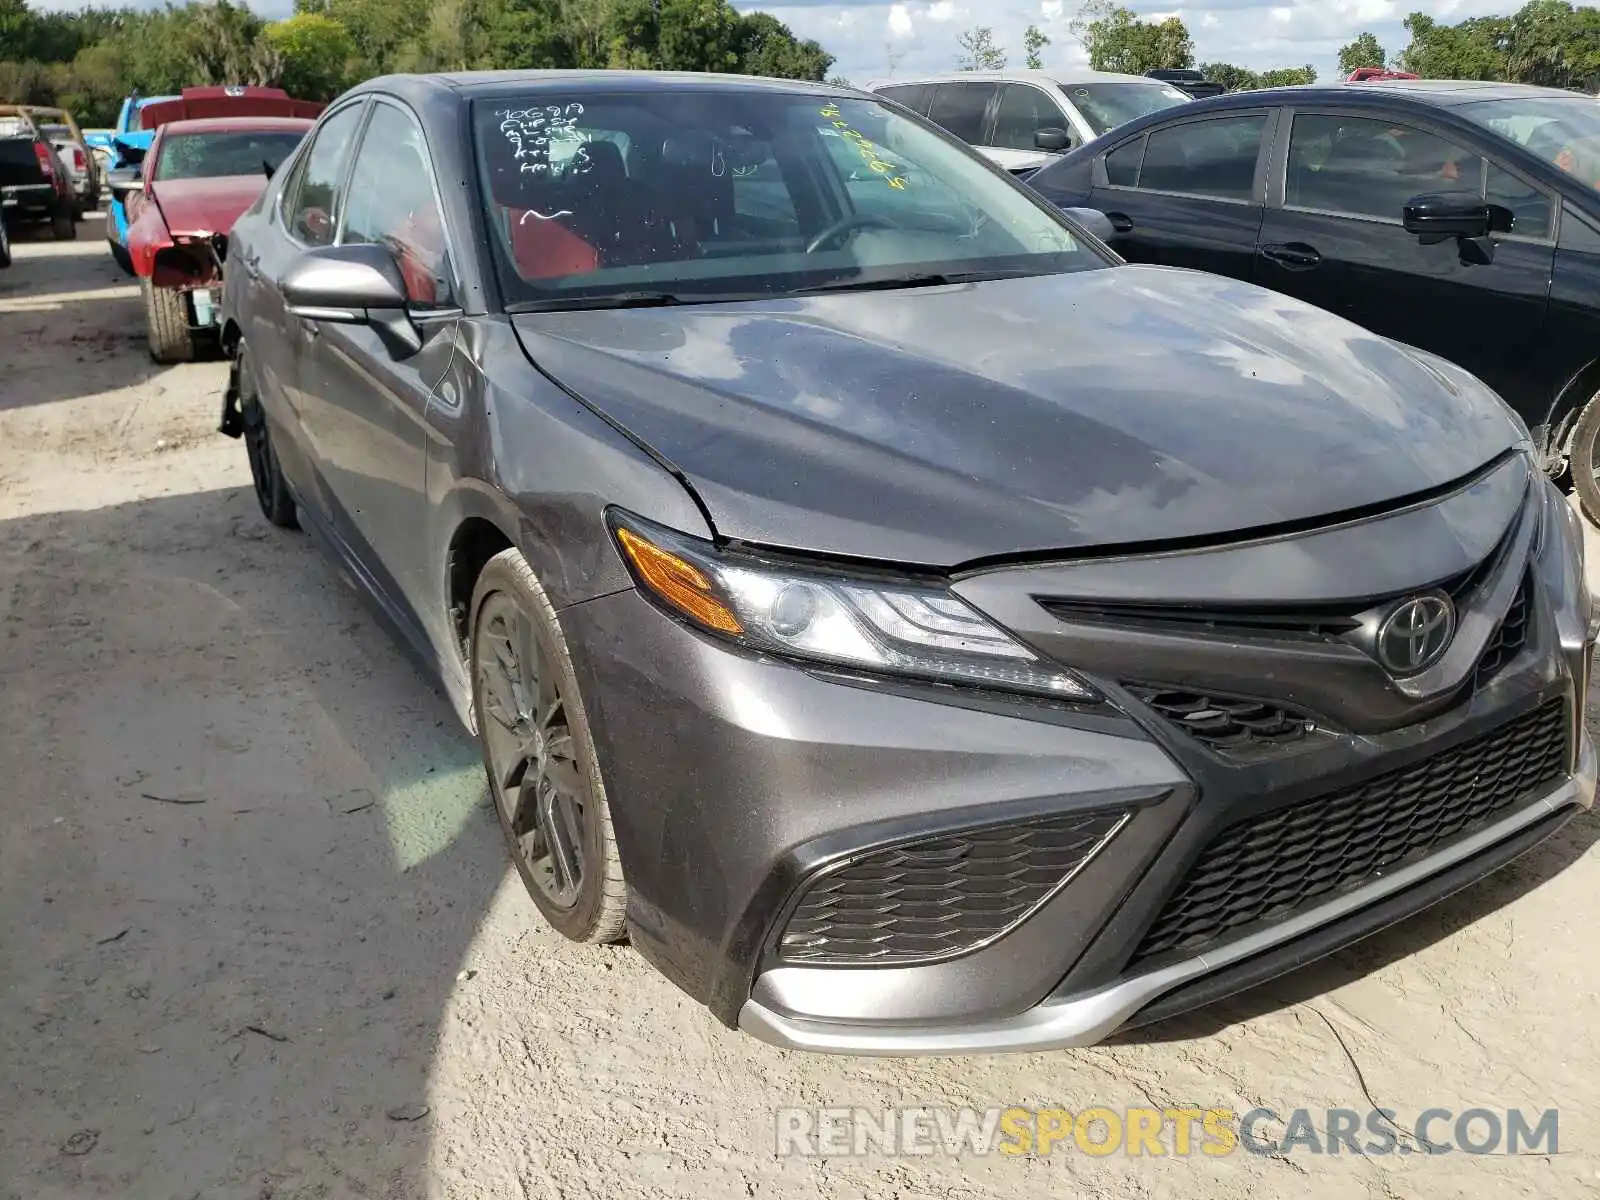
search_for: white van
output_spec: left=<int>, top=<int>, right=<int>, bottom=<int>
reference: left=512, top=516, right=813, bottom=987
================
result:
left=864, top=69, right=1192, bottom=174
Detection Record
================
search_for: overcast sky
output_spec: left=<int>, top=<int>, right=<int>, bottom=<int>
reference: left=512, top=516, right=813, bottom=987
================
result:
left=29, top=0, right=1521, bottom=86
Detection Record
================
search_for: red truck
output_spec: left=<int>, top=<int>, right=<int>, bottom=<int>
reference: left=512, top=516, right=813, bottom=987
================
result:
left=107, top=87, right=325, bottom=362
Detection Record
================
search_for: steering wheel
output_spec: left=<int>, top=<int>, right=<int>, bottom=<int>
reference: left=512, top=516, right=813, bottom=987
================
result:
left=805, top=213, right=896, bottom=254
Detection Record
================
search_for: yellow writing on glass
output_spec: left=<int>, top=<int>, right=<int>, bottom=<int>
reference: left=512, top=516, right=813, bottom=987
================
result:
left=819, top=105, right=909, bottom=190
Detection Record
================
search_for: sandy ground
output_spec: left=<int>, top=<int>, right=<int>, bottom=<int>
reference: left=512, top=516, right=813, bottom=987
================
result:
left=2, top=220, right=1599, bottom=1200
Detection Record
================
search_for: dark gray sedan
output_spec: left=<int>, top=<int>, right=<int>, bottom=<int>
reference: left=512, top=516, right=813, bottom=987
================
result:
left=218, top=70, right=1596, bottom=1056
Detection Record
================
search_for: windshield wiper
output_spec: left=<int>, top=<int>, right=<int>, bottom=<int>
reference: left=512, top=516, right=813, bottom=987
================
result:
left=505, top=291, right=692, bottom=313
left=790, top=269, right=1034, bottom=296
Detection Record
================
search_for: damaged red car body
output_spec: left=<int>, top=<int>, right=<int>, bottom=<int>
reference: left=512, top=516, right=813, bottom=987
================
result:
left=119, top=93, right=322, bottom=362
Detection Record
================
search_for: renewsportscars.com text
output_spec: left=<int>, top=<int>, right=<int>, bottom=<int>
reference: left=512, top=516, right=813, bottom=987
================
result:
left=774, top=1106, right=1559, bottom=1158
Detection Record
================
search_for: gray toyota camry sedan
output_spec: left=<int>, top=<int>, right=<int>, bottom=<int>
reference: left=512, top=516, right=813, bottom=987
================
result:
left=218, top=70, right=1596, bottom=1055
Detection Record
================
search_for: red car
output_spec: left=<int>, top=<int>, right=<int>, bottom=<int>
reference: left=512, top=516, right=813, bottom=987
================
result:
left=120, top=114, right=316, bottom=361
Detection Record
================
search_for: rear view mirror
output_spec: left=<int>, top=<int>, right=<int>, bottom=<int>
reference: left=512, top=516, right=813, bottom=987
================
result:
left=1403, top=192, right=1515, bottom=267
left=281, top=243, right=420, bottom=357
left=1062, top=206, right=1118, bottom=244
left=106, top=166, right=142, bottom=196
left=1034, top=127, right=1073, bottom=153
left=1402, top=193, right=1511, bottom=243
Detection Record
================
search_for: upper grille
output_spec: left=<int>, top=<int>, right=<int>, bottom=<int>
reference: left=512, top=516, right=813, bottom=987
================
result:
left=1126, top=685, right=1318, bottom=758
left=1474, top=574, right=1533, bottom=690
left=777, top=810, right=1127, bottom=965
left=1129, top=698, right=1568, bottom=967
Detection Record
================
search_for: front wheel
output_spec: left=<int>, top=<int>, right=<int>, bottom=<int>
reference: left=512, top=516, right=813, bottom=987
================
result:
left=1568, top=392, right=1600, bottom=527
left=470, top=549, right=629, bottom=943
left=140, top=277, right=193, bottom=363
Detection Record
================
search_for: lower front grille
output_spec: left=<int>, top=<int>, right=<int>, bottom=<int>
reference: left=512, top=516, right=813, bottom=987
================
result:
left=1129, top=698, right=1568, bottom=967
left=777, top=810, right=1128, bottom=965
left=1475, top=574, right=1533, bottom=689
left=1126, top=685, right=1318, bottom=758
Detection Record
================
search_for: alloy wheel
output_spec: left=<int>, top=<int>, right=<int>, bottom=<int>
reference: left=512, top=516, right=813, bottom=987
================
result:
left=477, top=592, right=588, bottom=909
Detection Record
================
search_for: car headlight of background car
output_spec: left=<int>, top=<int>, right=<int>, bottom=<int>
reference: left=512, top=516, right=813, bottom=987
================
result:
left=608, top=511, right=1097, bottom=701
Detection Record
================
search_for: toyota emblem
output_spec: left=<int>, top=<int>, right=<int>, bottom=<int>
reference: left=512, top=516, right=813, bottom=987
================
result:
left=1376, top=592, right=1456, bottom=675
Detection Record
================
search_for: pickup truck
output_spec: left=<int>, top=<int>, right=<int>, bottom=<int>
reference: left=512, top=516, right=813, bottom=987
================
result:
left=0, top=106, right=78, bottom=241
left=35, top=108, right=101, bottom=213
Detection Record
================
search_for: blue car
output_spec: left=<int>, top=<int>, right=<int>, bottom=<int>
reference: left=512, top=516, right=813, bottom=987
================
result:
left=100, top=92, right=176, bottom=274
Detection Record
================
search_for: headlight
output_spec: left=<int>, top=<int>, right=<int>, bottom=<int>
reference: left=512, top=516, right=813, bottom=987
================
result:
left=609, top=512, right=1097, bottom=701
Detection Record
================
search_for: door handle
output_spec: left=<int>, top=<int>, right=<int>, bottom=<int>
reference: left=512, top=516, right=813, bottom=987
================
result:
left=1259, top=242, right=1323, bottom=270
left=1106, top=212, right=1135, bottom=233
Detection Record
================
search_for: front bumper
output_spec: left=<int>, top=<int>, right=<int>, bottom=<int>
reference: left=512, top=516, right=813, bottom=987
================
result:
left=739, top=748, right=1593, bottom=1054
left=561, top=465, right=1596, bottom=1054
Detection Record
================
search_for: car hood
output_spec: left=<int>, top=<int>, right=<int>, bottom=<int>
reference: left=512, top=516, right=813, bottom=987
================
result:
left=512, top=266, right=1525, bottom=566
left=150, top=175, right=266, bottom=237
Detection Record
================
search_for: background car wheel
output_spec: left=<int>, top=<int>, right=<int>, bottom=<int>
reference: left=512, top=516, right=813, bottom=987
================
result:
left=236, top=348, right=299, bottom=530
left=140, top=277, right=193, bottom=363
left=1569, top=392, right=1600, bottom=527
left=0, top=218, right=10, bottom=268
left=470, top=549, right=629, bottom=944
left=50, top=207, right=75, bottom=240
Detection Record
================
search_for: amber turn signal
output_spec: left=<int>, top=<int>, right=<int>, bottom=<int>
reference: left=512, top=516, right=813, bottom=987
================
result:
left=615, top=526, right=744, bottom=635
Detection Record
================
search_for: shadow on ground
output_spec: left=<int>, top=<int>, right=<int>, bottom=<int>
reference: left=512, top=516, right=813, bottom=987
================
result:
left=0, top=486, right=505, bottom=1200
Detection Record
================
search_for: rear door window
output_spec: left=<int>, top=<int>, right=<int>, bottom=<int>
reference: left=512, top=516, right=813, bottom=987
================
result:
left=1138, top=114, right=1268, bottom=201
left=926, top=83, right=997, bottom=145
left=875, top=84, right=933, bottom=115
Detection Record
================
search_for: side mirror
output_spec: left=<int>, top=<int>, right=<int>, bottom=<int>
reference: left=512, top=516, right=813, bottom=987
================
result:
left=1034, top=127, right=1073, bottom=153
left=1402, top=192, right=1512, bottom=244
left=1062, top=206, right=1118, bottom=244
left=106, top=166, right=142, bottom=196
left=280, top=243, right=420, bottom=357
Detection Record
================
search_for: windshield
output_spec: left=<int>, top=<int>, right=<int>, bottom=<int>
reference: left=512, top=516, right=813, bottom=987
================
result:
left=1458, top=96, right=1600, bottom=190
left=153, top=131, right=306, bottom=181
left=1059, top=82, right=1190, bottom=136
left=474, top=89, right=1104, bottom=307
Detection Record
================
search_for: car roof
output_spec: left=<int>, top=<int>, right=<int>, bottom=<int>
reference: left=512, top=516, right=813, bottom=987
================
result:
left=353, top=69, right=854, bottom=106
left=1175, top=79, right=1593, bottom=111
left=159, top=116, right=316, bottom=134
left=865, top=68, right=1163, bottom=89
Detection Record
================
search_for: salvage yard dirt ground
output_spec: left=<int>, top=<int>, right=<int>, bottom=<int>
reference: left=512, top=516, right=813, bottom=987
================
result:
left=2, top=221, right=1599, bottom=1200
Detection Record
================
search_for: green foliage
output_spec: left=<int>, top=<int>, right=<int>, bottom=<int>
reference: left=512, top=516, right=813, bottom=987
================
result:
left=1022, top=24, right=1049, bottom=71
left=0, top=0, right=834, bottom=126
left=1396, top=2, right=1600, bottom=91
left=955, top=26, right=1006, bottom=72
left=1257, top=64, right=1316, bottom=87
left=1196, top=61, right=1315, bottom=92
left=1337, top=32, right=1386, bottom=76
left=1071, top=1, right=1192, bottom=74
left=264, top=13, right=355, bottom=98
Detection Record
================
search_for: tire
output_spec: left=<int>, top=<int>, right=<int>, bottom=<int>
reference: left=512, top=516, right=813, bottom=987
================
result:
left=470, top=549, right=629, bottom=944
left=0, top=219, right=10, bottom=269
left=237, top=345, right=299, bottom=530
left=50, top=206, right=75, bottom=240
left=140, top=277, right=194, bottom=363
left=1568, top=391, right=1600, bottom=527
left=110, top=240, right=133, bottom=276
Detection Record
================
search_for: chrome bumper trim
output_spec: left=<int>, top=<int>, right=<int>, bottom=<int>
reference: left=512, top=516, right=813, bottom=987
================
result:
left=739, top=733, right=1595, bottom=1057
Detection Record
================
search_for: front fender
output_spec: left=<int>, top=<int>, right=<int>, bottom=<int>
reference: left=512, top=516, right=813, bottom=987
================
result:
left=125, top=195, right=171, bottom=278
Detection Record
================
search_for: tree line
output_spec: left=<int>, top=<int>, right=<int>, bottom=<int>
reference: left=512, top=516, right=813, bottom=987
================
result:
left=945, top=0, right=1600, bottom=93
left=0, top=0, right=835, bottom=126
